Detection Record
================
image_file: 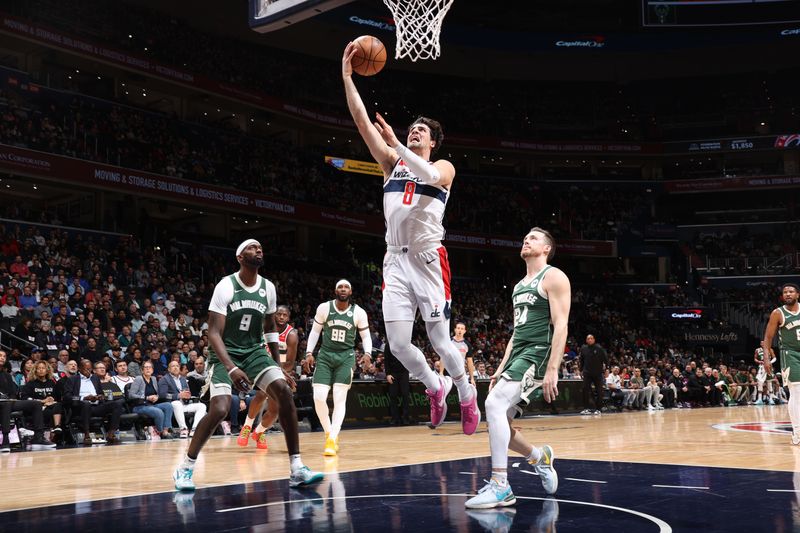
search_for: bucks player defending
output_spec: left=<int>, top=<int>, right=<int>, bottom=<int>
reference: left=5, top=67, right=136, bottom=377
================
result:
left=466, top=228, right=570, bottom=509
left=303, top=279, right=371, bottom=456
left=173, top=240, right=322, bottom=490
left=762, top=282, right=800, bottom=445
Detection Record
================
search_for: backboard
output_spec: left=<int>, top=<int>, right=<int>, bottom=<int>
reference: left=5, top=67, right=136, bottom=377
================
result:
left=249, top=0, right=356, bottom=33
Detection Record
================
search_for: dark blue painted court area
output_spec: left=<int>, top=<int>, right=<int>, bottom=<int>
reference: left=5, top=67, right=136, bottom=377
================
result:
left=3, top=458, right=798, bottom=532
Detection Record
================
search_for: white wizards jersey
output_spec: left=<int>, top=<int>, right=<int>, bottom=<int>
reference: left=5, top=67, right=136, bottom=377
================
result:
left=383, top=159, right=449, bottom=247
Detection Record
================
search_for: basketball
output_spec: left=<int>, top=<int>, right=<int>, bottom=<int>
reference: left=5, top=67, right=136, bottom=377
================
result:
left=351, top=35, right=387, bottom=76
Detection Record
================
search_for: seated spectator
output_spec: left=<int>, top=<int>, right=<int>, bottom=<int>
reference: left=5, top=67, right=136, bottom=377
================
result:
left=186, top=355, right=207, bottom=397
left=111, top=360, right=135, bottom=392
left=734, top=366, right=752, bottom=405
left=644, top=375, right=664, bottom=410
left=127, top=348, right=144, bottom=378
left=128, top=360, right=174, bottom=439
left=605, top=367, right=626, bottom=409
left=687, top=368, right=706, bottom=407
left=148, top=348, right=168, bottom=378
left=21, top=360, right=63, bottom=443
left=62, top=359, right=123, bottom=445
left=158, top=360, right=206, bottom=438
left=3, top=299, right=23, bottom=330
left=81, top=338, right=102, bottom=364
left=475, top=362, right=490, bottom=380
left=94, top=361, right=125, bottom=403
left=13, top=358, right=33, bottom=388
left=0, top=349, right=57, bottom=451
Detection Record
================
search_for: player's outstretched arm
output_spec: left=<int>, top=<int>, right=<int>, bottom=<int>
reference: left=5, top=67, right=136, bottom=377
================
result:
left=543, top=269, right=572, bottom=403
left=208, top=311, right=251, bottom=392
left=342, top=42, right=395, bottom=174
left=762, top=309, right=782, bottom=373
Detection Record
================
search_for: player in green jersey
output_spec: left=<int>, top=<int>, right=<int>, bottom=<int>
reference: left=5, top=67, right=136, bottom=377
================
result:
left=173, top=239, right=322, bottom=490
left=466, top=228, right=571, bottom=509
left=303, top=280, right=372, bottom=456
left=762, top=282, right=800, bottom=445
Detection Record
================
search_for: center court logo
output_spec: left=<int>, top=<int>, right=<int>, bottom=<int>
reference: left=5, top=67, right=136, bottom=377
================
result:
left=713, top=421, right=791, bottom=435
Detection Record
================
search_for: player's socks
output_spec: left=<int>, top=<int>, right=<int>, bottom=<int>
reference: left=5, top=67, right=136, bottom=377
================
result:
left=244, top=415, right=256, bottom=428
left=180, top=455, right=196, bottom=470
left=290, top=454, right=304, bottom=472
left=491, top=471, right=508, bottom=486
left=254, top=423, right=268, bottom=434
left=452, top=374, right=475, bottom=400
left=525, top=446, right=542, bottom=464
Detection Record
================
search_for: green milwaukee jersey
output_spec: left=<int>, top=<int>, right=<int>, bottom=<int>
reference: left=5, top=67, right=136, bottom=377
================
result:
left=511, top=265, right=554, bottom=346
left=213, top=274, right=274, bottom=355
left=322, top=301, right=358, bottom=351
left=779, top=306, right=800, bottom=352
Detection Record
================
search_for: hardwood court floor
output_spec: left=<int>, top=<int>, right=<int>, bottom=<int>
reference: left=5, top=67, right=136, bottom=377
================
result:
left=1, top=405, right=797, bottom=512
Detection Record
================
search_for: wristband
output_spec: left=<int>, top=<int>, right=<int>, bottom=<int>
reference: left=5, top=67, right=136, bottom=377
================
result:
left=265, top=332, right=279, bottom=344
left=227, top=366, right=239, bottom=376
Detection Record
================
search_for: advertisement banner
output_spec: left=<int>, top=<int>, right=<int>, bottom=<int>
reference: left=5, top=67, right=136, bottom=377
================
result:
left=665, top=175, right=800, bottom=193
left=681, top=329, right=747, bottom=350
left=0, top=144, right=614, bottom=255
left=664, top=136, right=778, bottom=154
left=655, top=307, right=715, bottom=321
left=324, top=156, right=383, bottom=176
left=322, top=379, right=585, bottom=426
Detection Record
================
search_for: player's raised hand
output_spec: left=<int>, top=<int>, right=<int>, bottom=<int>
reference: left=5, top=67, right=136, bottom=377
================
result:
left=342, top=42, right=357, bottom=78
left=374, top=113, right=400, bottom=147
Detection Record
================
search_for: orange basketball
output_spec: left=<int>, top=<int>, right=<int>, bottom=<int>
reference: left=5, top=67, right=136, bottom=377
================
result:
left=351, top=35, right=387, bottom=76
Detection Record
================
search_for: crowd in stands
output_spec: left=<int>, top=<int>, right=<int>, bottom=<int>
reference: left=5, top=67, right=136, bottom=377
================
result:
left=688, top=223, right=800, bottom=276
left=0, top=80, right=656, bottom=241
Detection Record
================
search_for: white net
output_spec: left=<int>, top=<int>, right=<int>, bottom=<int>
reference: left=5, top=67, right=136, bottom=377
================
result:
left=382, top=0, right=455, bottom=62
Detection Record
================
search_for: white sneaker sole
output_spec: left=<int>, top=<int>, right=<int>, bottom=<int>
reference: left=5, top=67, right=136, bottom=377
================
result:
left=465, top=496, right=517, bottom=509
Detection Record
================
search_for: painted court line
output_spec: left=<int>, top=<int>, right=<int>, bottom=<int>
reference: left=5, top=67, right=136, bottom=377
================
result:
left=767, top=489, right=800, bottom=493
left=519, top=469, right=540, bottom=476
left=458, top=472, right=477, bottom=475
left=565, top=477, right=607, bottom=484
left=652, top=484, right=709, bottom=490
left=217, top=493, right=673, bottom=532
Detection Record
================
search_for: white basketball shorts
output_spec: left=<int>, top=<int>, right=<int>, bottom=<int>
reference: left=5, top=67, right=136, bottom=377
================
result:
left=382, top=244, right=452, bottom=323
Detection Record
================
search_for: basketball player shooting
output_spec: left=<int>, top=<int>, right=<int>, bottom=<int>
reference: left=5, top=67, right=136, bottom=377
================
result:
left=341, top=42, right=480, bottom=434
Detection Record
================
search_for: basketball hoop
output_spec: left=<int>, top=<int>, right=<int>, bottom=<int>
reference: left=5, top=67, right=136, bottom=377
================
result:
left=382, top=0, right=455, bottom=62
